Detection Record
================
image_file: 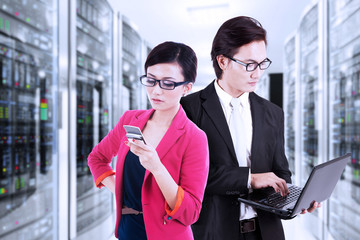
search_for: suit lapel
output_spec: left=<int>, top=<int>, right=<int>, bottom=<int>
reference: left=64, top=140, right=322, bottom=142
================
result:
left=201, top=81, right=237, bottom=160
left=249, top=92, right=265, bottom=168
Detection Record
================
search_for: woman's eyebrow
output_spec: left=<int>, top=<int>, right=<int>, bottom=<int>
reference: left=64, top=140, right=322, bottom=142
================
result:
left=147, top=73, right=176, bottom=80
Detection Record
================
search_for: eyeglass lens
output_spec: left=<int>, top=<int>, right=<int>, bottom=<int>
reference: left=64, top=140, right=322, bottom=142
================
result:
left=247, top=60, right=271, bottom=71
left=141, top=77, right=176, bottom=90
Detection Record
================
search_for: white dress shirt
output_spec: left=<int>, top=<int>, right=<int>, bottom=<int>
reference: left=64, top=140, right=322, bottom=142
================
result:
left=214, top=80, right=257, bottom=220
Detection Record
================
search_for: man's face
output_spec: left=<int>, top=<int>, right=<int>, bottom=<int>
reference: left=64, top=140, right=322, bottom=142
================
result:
left=219, top=40, right=268, bottom=98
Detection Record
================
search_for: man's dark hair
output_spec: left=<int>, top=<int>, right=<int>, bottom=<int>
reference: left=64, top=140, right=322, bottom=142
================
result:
left=211, top=16, right=267, bottom=79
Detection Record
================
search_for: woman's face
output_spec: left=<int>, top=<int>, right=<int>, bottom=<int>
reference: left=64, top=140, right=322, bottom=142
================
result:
left=146, top=62, right=192, bottom=112
left=218, top=40, right=267, bottom=98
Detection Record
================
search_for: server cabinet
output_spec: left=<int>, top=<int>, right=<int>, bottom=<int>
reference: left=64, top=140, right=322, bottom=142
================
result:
left=328, top=0, right=360, bottom=239
left=141, top=42, right=152, bottom=110
left=298, top=3, right=323, bottom=239
left=121, top=17, right=142, bottom=112
left=255, top=74, right=270, bottom=101
left=299, top=3, right=319, bottom=185
left=0, top=0, right=59, bottom=239
left=69, top=0, right=114, bottom=239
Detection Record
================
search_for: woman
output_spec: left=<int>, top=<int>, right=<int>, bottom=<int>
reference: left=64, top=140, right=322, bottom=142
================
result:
left=88, top=41, right=209, bottom=240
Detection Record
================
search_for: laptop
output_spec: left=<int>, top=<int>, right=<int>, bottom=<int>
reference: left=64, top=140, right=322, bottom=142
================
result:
left=238, top=153, right=351, bottom=219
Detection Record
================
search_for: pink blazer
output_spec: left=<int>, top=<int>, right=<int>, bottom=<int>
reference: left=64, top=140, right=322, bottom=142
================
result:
left=88, top=106, right=209, bottom=239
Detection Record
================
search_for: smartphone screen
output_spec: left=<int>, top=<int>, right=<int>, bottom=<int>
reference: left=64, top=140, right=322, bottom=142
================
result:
left=123, top=125, right=146, bottom=144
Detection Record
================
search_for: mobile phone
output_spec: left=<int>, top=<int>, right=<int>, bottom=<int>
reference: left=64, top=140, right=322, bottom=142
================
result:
left=123, top=125, right=146, bottom=144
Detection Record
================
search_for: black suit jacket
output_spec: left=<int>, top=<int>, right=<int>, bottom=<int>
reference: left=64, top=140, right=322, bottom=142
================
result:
left=180, top=81, right=292, bottom=240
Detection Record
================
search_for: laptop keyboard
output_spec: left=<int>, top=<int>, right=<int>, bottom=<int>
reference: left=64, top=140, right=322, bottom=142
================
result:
left=262, top=185, right=303, bottom=208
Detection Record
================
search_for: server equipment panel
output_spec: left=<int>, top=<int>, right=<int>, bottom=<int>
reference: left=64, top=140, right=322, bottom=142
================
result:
left=75, top=0, right=113, bottom=235
left=328, top=0, right=360, bottom=239
left=0, top=0, right=58, bottom=239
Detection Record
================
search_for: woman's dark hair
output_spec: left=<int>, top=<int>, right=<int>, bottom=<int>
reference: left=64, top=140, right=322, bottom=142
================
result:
left=211, top=16, right=267, bottom=79
left=144, top=41, right=197, bottom=83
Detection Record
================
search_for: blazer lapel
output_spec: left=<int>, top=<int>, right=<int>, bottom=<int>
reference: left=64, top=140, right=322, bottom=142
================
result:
left=201, top=81, right=237, bottom=160
left=132, top=109, right=155, bottom=130
left=143, top=107, right=186, bottom=184
left=155, top=106, right=186, bottom=161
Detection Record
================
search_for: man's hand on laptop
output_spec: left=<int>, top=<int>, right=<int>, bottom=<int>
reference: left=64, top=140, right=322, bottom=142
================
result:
left=300, top=201, right=321, bottom=214
left=251, top=172, right=290, bottom=197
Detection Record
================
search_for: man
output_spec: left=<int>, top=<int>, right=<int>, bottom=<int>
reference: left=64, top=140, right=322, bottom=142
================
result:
left=180, top=16, right=319, bottom=240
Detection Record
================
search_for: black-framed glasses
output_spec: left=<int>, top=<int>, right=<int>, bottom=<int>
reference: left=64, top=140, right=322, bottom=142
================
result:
left=140, top=75, right=190, bottom=90
left=224, top=55, right=272, bottom=72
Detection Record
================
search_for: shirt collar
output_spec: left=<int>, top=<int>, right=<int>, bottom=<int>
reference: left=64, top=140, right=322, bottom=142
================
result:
left=214, top=80, right=250, bottom=109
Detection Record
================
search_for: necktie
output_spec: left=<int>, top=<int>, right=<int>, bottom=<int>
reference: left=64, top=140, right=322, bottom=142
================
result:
left=229, top=98, right=247, bottom=167
left=229, top=98, right=249, bottom=219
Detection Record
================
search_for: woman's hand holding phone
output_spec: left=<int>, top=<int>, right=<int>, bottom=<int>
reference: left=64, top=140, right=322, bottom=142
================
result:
left=125, top=138, right=164, bottom=175
left=123, top=125, right=147, bottom=144
left=123, top=125, right=164, bottom=174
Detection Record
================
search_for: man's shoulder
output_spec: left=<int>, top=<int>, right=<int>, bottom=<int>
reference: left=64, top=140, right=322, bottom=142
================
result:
left=250, top=92, right=284, bottom=121
left=250, top=92, right=283, bottom=111
left=180, top=83, right=214, bottom=123
left=181, top=89, right=202, bottom=103
left=181, top=81, right=216, bottom=104
left=180, top=91, right=202, bottom=120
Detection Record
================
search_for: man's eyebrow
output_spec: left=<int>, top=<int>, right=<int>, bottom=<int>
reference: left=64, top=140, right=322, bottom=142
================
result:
left=242, top=58, right=268, bottom=63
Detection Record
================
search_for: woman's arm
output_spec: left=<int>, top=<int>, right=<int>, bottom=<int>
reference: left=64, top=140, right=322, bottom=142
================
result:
left=101, top=175, right=116, bottom=194
left=88, top=111, right=128, bottom=188
left=151, top=165, right=179, bottom=210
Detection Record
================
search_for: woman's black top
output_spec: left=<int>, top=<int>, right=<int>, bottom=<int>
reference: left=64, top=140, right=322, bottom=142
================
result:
left=117, top=150, right=147, bottom=240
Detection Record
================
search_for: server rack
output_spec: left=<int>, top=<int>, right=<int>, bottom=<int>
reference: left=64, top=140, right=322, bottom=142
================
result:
left=69, top=0, right=115, bottom=239
left=141, top=42, right=152, bottom=110
left=255, top=74, right=270, bottom=101
left=298, top=2, right=324, bottom=239
left=299, top=3, right=319, bottom=186
left=283, top=34, right=297, bottom=177
left=283, top=3, right=324, bottom=239
left=0, top=0, right=59, bottom=239
left=328, top=0, right=360, bottom=239
left=0, top=0, right=153, bottom=239
left=120, top=16, right=142, bottom=113
left=284, top=0, right=360, bottom=239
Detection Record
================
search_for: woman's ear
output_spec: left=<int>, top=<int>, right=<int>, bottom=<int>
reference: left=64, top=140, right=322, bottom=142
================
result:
left=217, top=55, right=229, bottom=71
left=183, top=82, right=193, bottom=96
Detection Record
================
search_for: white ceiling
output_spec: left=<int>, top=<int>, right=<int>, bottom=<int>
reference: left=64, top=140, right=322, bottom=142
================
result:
left=109, top=0, right=315, bottom=89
